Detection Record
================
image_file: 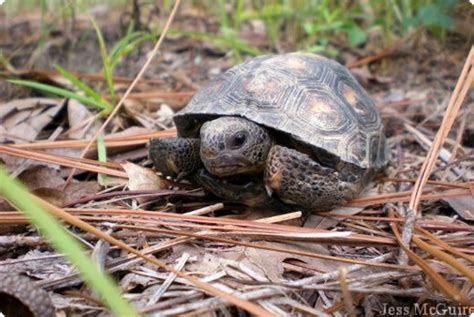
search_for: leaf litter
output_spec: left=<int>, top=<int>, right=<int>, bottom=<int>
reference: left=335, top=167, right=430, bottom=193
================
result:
left=0, top=2, right=473, bottom=316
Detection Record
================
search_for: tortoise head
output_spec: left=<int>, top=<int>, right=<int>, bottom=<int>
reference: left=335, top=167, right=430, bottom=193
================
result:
left=199, top=116, right=273, bottom=177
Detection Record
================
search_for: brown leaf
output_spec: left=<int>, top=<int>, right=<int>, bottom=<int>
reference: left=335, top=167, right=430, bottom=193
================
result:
left=67, top=99, right=97, bottom=139
left=122, top=162, right=168, bottom=203
left=19, top=166, right=65, bottom=191
left=107, top=126, right=154, bottom=138
left=0, top=199, right=13, bottom=212
left=245, top=241, right=332, bottom=283
left=0, top=98, right=64, bottom=143
left=305, top=206, right=364, bottom=230
left=62, top=181, right=101, bottom=204
left=443, top=196, right=474, bottom=220
left=350, top=66, right=392, bottom=86
left=33, top=188, right=67, bottom=206
left=120, top=272, right=157, bottom=292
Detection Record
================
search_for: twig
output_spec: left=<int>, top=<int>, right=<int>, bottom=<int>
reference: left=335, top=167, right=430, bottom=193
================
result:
left=116, top=224, right=412, bottom=270
left=409, top=46, right=474, bottom=215
left=387, top=208, right=471, bottom=306
left=184, top=203, right=224, bottom=216
left=0, top=145, right=127, bottom=178
left=339, top=267, right=356, bottom=317
left=12, top=129, right=176, bottom=149
left=255, top=211, right=302, bottom=223
left=147, top=252, right=190, bottom=305
left=31, top=195, right=273, bottom=315
left=390, top=204, right=415, bottom=288
left=287, top=252, right=396, bottom=287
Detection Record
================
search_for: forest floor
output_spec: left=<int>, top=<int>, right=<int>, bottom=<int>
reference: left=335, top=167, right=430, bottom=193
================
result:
left=0, top=2, right=473, bottom=316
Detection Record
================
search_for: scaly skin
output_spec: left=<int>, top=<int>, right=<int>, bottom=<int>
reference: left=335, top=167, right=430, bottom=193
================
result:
left=264, top=145, right=364, bottom=210
left=149, top=116, right=368, bottom=211
left=149, top=137, right=202, bottom=180
left=191, top=168, right=292, bottom=212
left=0, top=273, right=55, bottom=317
left=199, top=117, right=274, bottom=177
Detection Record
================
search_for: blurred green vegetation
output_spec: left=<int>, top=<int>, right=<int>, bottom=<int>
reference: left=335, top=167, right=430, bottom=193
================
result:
left=193, top=0, right=460, bottom=57
left=2, top=0, right=127, bottom=16
left=2, top=0, right=461, bottom=58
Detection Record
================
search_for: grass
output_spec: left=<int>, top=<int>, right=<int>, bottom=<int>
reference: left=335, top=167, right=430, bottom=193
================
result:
left=8, top=21, right=155, bottom=183
left=190, top=0, right=461, bottom=57
left=2, top=1, right=461, bottom=59
left=8, top=21, right=154, bottom=115
left=0, top=166, right=139, bottom=317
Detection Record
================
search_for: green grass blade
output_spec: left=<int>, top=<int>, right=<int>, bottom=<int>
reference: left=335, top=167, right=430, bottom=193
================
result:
left=54, top=64, right=104, bottom=103
left=0, top=167, right=139, bottom=317
left=233, top=0, right=244, bottom=31
left=91, top=18, right=115, bottom=102
left=96, top=130, right=108, bottom=185
left=108, top=32, right=154, bottom=70
left=108, top=31, right=142, bottom=68
left=8, top=79, right=112, bottom=113
left=217, top=0, right=229, bottom=30
left=240, top=4, right=292, bottom=21
left=54, top=64, right=113, bottom=113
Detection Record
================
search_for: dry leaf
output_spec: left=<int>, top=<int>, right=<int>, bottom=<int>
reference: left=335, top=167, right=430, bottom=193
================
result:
left=122, top=162, right=168, bottom=203
left=0, top=153, right=43, bottom=174
left=305, top=206, right=364, bottom=230
left=62, top=181, right=101, bottom=204
left=0, top=98, right=64, bottom=143
left=155, top=104, right=175, bottom=127
left=0, top=250, right=70, bottom=280
left=32, top=180, right=101, bottom=207
left=33, top=188, right=68, bottom=206
left=120, top=272, right=157, bottom=292
left=182, top=245, right=243, bottom=275
left=245, top=241, right=333, bottom=283
left=19, top=166, right=65, bottom=191
left=350, top=66, right=392, bottom=86
left=0, top=199, right=13, bottom=212
left=67, top=99, right=96, bottom=139
left=443, top=196, right=474, bottom=220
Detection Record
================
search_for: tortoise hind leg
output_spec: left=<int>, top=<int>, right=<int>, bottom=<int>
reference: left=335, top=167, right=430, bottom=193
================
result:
left=149, top=137, right=202, bottom=179
left=264, top=145, right=364, bottom=211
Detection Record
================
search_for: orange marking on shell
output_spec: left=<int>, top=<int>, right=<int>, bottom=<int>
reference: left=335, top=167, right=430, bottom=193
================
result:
left=256, top=77, right=275, bottom=91
left=285, top=58, right=306, bottom=70
left=309, top=98, right=334, bottom=114
left=343, top=85, right=358, bottom=108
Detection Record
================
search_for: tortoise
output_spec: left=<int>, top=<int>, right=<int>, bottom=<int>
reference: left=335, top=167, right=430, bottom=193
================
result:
left=149, top=53, right=386, bottom=211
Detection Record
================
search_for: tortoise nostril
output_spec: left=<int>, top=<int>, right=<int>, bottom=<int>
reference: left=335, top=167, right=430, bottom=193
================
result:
left=218, top=143, right=225, bottom=151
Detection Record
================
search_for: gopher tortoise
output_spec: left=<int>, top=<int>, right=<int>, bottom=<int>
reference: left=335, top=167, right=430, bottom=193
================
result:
left=149, top=53, right=386, bottom=211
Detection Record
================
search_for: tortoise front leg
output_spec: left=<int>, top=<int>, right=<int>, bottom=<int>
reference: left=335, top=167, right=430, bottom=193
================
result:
left=264, top=145, right=363, bottom=211
left=149, top=137, right=202, bottom=179
left=192, top=169, right=292, bottom=211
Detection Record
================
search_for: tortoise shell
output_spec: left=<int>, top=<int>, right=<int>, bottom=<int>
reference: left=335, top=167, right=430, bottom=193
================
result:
left=174, top=53, right=386, bottom=169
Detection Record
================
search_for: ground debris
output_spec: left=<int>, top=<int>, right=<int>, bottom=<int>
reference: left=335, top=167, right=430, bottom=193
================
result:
left=0, top=3, right=473, bottom=316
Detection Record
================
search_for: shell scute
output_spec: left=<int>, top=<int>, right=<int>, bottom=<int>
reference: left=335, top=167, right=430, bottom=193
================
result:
left=175, top=53, right=386, bottom=169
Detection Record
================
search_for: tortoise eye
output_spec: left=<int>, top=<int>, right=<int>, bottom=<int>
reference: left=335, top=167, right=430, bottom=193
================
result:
left=231, top=132, right=247, bottom=148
